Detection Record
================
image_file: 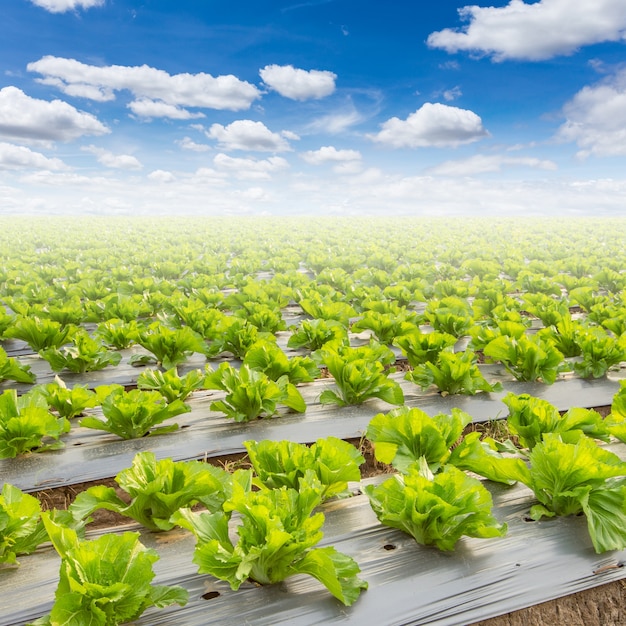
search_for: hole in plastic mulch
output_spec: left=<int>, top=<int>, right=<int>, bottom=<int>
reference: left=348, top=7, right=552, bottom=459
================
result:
left=202, top=591, right=221, bottom=600
left=383, top=543, right=397, bottom=551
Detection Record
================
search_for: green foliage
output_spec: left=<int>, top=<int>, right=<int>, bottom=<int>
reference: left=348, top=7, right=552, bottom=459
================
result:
left=136, top=367, right=205, bottom=402
left=40, top=329, right=122, bottom=374
left=606, top=380, right=626, bottom=443
left=572, top=327, right=626, bottom=379
left=204, top=362, right=306, bottom=421
left=406, top=348, right=502, bottom=395
left=0, top=483, right=48, bottom=565
left=502, top=392, right=610, bottom=449
left=483, top=334, right=565, bottom=384
left=526, top=435, right=626, bottom=554
left=94, top=318, right=141, bottom=349
left=4, top=316, right=77, bottom=352
left=243, top=340, right=319, bottom=384
left=364, top=460, right=507, bottom=551
left=207, top=316, right=272, bottom=359
left=366, top=405, right=472, bottom=473
left=244, top=437, right=364, bottom=500
left=80, top=386, right=189, bottom=439
left=318, top=342, right=404, bottom=407
left=468, top=319, right=528, bottom=352
left=0, top=346, right=35, bottom=384
left=0, top=388, right=69, bottom=458
left=424, top=297, right=473, bottom=338
left=70, top=451, right=252, bottom=531
left=351, top=310, right=418, bottom=345
left=32, top=376, right=97, bottom=419
left=32, top=514, right=188, bottom=625
left=134, top=322, right=206, bottom=369
left=298, top=297, right=357, bottom=327
left=233, top=301, right=286, bottom=333
left=287, top=318, right=349, bottom=351
left=172, top=474, right=367, bottom=606
left=393, top=329, right=457, bottom=367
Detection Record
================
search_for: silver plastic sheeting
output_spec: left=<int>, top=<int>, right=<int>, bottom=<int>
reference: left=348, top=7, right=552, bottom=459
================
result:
left=2, top=447, right=625, bottom=626
left=0, top=374, right=621, bottom=492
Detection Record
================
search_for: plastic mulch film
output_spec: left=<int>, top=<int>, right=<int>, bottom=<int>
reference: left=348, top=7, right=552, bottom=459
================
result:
left=2, top=446, right=625, bottom=626
left=0, top=374, right=621, bottom=492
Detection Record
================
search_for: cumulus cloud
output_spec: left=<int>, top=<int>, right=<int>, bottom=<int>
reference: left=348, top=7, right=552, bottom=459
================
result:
left=556, top=67, right=626, bottom=157
left=300, top=145, right=362, bottom=173
left=427, top=0, right=626, bottom=62
left=176, top=137, right=210, bottom=152
left=429, top=154, right=558, bottom=176
left=127, top=99, right=205, bottom=120
left=148, top=170, right=176, bottom=183
left=213, top=153, right=289, bottom=179
left=29, top=0, right=104, bottom=13
left=369, top=102, right=489, bottom=148
left=27, top=56, right=260, bottom=116
left=259, top=64, right=337, bottom=100
left=0, top=142, right=68, bottom=170
left=82, top=145, right=142, bottom=170
left=206, top=120, right=292, bottom=152
left=0, top=86, right=109, bottom=144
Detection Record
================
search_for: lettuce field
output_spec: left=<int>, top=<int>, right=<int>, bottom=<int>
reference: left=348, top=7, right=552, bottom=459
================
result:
left=1, top=216, right=626, bottom=625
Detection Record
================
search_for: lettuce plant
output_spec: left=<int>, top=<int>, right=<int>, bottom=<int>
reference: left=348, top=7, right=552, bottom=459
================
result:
left=204, top=362, right=306, bottom=421
left=136, top=366, right=205, bottom=403
left=94, top=318, right=141, bottom=349
left=298, top=297, right=357, bottom=327
left=32, top=514, right=188, bottom=626
left=32, top=376, right=97, bottom=419
left=524, top=435, right=626, bottom=553
left=40, top=329, right=122, bottom=374
left=424, top=297, right=473, bottom=338
left=243, top=340, right=319, bottom=384
left=0, top=388, right=69, bottom=458
left=606, top=380, right=626, bottom=443
left=351, top=310, right=417, bottom=346
left=172, top=474, right=367, bottom=606
left=0, top=483, right=48, bottom=565
left=4, top=315, right=77, bottom=352
left=233, top=301, right=286, bottom=333
left=502, top=392, right=610, bottom=449
left=244, top=437, right=364, bottom=500
left=0, top=346, right=35, bottom=384
left=70, top=451, right=252, bottom=531
left=393, top=329, right=457, bottom=367
left=366, top=405, right=472, bottom=473
left=207, top=317, right=271, bottom=359
left=287, top=318, right=349, bottom=351
left=364, top=460, right=507, bottom=551
left=406, top=348, right=503, bottom=396
left=80, top=386, right=190, bottom=439
left=572, top=327, right=626, bottom=379
left=318, top=342, right=404, bottom=407
left=483, top=334, right=565, bottom=384
left=133, top=322, right=206, bottom=369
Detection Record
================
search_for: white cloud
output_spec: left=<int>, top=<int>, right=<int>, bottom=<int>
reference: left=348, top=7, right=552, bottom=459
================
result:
left=29, top=0, right=104, bottom=13
left=556, top=67, right=626, bottom=158
left=127, top=99, right=205, bottom=120
left=427, top=0, right=626, bottom=61
left=441, top=86, right=462, bottom=102
left=259, top=64, right=336, bottom=100
left=27, top=56, right=261, bottom=115
left=429, top=154, right=558, bottom=176
left=0, top=86, right=109, bottom=144
left=0, top=142, right=68, bottom=170
left=176, top=137, right=210, bottom=152
left=368, top=102, right=489, bottom=148
left=82, top=145, right=142, bottom=170
left=300, top=145, right=362, bottom=173
left=148, top=170, right=176, bottom=183
left=306, top=109, right=365, bottom=134
left=206, top=120, right=292, bottom=152
left=213, top=153, right=289, bottom=179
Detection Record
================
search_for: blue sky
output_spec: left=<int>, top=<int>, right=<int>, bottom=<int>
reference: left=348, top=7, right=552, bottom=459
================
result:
left=2, top=0, right=626, bottom=216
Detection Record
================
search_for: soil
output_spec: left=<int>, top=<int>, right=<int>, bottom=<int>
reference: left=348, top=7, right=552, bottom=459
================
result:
left=30, top=408, right=626, bottom=625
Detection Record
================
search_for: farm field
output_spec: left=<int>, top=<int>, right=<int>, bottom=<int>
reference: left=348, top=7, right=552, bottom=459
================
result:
left=1, top=216, right=626, bottom=625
